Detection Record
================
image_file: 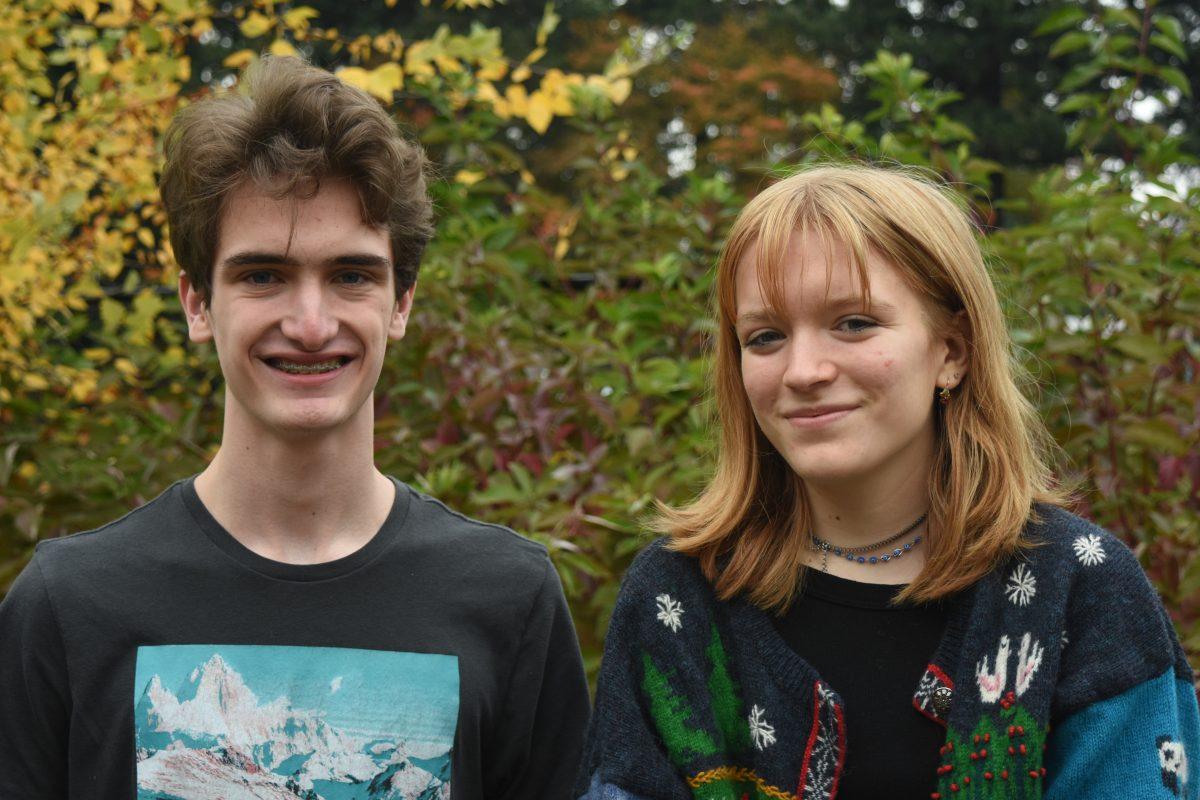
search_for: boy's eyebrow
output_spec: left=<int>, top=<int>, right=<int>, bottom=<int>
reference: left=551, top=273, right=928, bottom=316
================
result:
left=219, top=251, right=392, bottom=271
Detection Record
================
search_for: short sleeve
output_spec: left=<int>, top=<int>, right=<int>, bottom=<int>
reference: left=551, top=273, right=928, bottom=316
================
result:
left=0, top=551, right=71, bottom=797
left=489, top=554, right=591, bottom=800
left=1045, top=531, right=1199, bottom=799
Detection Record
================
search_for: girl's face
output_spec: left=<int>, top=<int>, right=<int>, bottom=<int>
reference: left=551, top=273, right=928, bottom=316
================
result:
left=734, top=230, right=965, bottom=492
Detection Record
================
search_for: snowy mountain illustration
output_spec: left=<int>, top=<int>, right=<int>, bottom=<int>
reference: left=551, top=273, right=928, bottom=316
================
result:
left=135, top=648, right=456, bottom=800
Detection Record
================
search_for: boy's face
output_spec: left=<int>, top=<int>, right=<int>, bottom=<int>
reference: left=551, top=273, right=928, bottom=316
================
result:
left=179, top=177, right=411, bottom=441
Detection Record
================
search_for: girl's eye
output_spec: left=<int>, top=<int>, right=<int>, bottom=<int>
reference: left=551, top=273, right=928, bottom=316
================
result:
left=838, top=317, right=877, bottom=333
left=744, top=330, right=783, bottom=348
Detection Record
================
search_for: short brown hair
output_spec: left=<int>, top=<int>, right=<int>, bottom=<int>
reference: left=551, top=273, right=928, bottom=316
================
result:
left=657, top=164, right=1068, bottom=610
left=160, top=55, right=433, bottom=301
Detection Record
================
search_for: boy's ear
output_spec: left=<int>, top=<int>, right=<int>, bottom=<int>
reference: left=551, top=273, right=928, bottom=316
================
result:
left=179, top=271, right=213, bottom=343
left=388, top=284, right=415, bottom=341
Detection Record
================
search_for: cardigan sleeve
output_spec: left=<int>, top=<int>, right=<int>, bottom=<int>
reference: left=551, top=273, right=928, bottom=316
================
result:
left=1043, top=529, right=1199, bottom=799
left=574, top=542, right=699, bottom=800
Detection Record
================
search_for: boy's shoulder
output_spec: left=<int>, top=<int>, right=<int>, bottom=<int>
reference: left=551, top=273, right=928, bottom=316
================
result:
left=32, top=479, right=184, bottom=566
left=394, top=480, right=552, bottom=577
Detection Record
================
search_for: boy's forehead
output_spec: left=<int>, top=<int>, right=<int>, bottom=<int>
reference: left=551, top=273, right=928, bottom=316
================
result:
left=214, top=177, right=389, bottom=266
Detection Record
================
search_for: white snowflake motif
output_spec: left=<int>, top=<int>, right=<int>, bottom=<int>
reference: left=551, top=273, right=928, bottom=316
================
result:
left=1072, top=534, right=1107, bottom=566
left=1004, top=563, right=1037, bottom=607
left=654, top=593, right=684, bottom=632
left=748, top=704, right=777, bottom=751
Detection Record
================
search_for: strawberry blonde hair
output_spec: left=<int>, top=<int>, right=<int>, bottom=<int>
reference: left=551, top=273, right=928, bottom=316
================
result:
left=656, top=164, right=1068, bottom=609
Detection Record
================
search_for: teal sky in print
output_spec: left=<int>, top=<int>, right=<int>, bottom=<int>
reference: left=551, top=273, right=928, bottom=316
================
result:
left=135, top=644, right=458, bottom=746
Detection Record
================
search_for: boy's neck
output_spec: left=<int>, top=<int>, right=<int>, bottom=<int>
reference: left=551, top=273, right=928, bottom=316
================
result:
left=193, top=413, right=395, bottom=566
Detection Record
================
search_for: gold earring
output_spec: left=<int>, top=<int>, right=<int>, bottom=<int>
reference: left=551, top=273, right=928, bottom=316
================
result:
left=938, top=385, right=952, bottom=405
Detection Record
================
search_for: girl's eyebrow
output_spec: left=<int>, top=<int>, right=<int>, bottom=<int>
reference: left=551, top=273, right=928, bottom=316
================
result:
left=735, top=310, right=774, bottom=326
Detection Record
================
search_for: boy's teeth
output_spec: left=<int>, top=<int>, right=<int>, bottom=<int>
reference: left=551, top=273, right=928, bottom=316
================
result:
left=272, top=359, right=343, bottom=374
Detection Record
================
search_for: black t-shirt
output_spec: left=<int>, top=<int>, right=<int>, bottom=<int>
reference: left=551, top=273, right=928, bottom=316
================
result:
left=771, top=569, right=949, bottom=798
left=0, top=477, right=589, bottom=800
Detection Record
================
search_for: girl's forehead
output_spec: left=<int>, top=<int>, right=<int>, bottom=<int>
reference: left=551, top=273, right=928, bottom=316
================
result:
left=735, top=228, right=875, bottom=314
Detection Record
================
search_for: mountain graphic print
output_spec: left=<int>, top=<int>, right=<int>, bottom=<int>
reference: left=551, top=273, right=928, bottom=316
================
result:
left=133, top=644, right=458, bottom=800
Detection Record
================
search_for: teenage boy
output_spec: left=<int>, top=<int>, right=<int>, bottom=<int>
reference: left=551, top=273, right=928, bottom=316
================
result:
left=0, top=56, right=589, bottom=799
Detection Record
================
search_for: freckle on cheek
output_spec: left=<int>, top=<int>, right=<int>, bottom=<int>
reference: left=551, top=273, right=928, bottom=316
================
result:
left=884, top=359, right=893, bottom=368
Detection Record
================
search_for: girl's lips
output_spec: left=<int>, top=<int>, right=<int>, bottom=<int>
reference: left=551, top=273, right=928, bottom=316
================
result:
left=785, top=408, right=854, bottom=429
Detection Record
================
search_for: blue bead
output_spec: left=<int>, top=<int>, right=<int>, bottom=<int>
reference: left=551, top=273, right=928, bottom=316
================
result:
left=868, top=556, right=877, bottom=564
left=834, top=548, right=842, bottom=556
left=857, top=556, right=866, bottom=564
left=881, top=555, right=890, bottom=562
left=846, top=553, right=855, bottom=561
left=894, top=548, right=902, bottom=556
left=914, top=536, right=922, bottom=544
left=904, top=542, right=912, bottom=550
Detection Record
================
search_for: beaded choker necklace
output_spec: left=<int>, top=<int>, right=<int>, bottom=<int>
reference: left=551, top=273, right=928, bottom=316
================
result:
left=810, top=512, right=928, bottom=572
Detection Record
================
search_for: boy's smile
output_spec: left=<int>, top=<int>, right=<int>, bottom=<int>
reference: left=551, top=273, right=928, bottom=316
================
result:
left=180, top=176, right=412, bottom=440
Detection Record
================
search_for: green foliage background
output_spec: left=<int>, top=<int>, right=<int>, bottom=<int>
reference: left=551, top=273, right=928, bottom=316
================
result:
left=2, top=0, right=1197, bottom=685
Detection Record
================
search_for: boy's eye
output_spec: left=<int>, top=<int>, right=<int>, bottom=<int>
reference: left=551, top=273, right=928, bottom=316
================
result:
left=246, top=271, right=275, bottom=285
left=338, top=271, right=368, bottom=285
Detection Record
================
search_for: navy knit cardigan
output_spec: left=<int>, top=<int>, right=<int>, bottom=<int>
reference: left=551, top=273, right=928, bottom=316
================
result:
left=577, top=505, right=1199, bottom=800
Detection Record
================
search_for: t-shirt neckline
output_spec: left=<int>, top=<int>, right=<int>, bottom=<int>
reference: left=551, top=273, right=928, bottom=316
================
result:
left=179, top=474, right=411, bottom=582
left=800, top=568, right=912, bottom=610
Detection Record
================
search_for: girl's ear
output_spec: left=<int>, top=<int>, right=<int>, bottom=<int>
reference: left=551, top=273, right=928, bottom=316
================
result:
left=938, top=310, right=970, bottom=388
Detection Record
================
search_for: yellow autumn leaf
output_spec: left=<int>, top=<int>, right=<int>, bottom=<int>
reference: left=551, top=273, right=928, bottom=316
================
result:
left=87, top=45, right=108, bottom=75
left=224, top=49, right=256, bottom=69
left=454, top=170, right=484, bottom=186
left=510, top=64, right=531, bottom=83
left=23, top=373, right=49, bottom=391
left=368, top=62, right=403, bottom=100
left=137, top=228, right=155, bottom=248
left=606, top=77, right=632, bottom=105
left=79, top=0, right=99, bottom=21
left=337, top=64, right=402, bottom=101
left=269, top=39, right=297, bottom=57
left=16, top=462, right=38, bottom=481
left=69, top=372, right=98, bottom=402
left=504, top=84, right=529, bottom=116
left=525, top=90, right=553, bottom=133
left=554, top=237, right=569, bottom=260
left=476, top=57, right=507, bottom=81
left=240, top=11, right=272, bottom=38
left=283, top=6, right=319, bottom=31
left=524, top=47, right=547, bottom=65
left=83, top=347, right=111, bottom=362
left=114, top=358, right=138, bottom=378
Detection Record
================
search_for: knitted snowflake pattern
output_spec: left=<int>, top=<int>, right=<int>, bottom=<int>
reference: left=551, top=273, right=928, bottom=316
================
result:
left=747, top=705, right=776, bottom=751
left=655, top=593, right=684, bottom=632
left=800, top=683, right=845, bottom=800
left=1004, top=563, right=1037, bottom=607
left=1072, top=533, right=1106, bottom=566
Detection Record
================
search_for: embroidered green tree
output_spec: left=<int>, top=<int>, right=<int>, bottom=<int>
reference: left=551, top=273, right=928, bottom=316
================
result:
left=705, top=624, right=752, bottom=753
left=642, top=653, right=718, bottom=764
left=939, top=701, right=1048, bottom=800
